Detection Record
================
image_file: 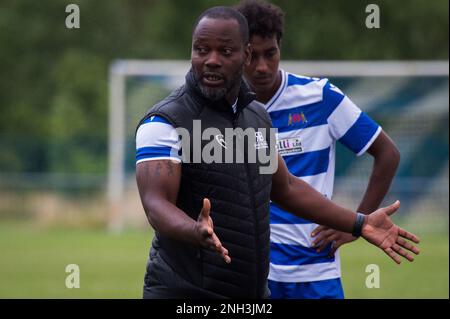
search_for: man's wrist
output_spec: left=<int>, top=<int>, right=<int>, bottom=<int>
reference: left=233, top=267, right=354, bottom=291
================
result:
left=352, top=212, right=366, bottom=237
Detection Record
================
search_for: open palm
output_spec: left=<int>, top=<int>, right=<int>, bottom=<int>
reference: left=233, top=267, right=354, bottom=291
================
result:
left=362, top=201, right=420, bottom=264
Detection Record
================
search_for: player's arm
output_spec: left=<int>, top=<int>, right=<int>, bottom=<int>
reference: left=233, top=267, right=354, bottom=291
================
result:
left=136, top=160, right=230, bottom=263
left=270, top=154, right=420, bottom=264
left=312, top=131, right=400, bottom=253
left=136, top=160, right=188, bottom=240
left=271, top=154, right=358, bottom=232
left=358, top=131, right=400, bottom=213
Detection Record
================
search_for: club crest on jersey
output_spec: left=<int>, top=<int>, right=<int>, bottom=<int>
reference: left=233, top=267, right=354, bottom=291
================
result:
left=277, top=137, right=303, bottom=155
left=288, top=112, right=308, bottom=126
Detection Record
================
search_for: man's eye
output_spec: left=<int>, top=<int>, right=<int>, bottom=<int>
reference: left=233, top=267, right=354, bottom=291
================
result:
left=251, top=54, right=258, bottom=62
left=196, top=47, right=208, bottom=54
left=222, top=48, right=233, bottom=56
left=265, top=51, right=276, bottom=58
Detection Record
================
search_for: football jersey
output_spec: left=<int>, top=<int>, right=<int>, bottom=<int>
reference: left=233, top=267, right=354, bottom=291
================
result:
left=252, top=70, right=381, bottom=284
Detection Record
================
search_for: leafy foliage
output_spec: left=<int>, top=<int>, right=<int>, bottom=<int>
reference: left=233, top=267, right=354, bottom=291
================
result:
left=0, top=0, right=447, bottom=173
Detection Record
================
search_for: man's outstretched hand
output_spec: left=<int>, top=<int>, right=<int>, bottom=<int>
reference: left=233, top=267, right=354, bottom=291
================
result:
left=362, top=200, right=420, bottom=264
left=195, top=198, right=231, bottom=264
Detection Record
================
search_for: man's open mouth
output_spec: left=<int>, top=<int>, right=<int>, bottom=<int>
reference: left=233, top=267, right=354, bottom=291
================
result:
left=202, top=72, right=225, bottom=86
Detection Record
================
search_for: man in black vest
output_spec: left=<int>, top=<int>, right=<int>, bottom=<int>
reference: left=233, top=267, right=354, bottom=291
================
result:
left=135, top=6, right=420, bottom=299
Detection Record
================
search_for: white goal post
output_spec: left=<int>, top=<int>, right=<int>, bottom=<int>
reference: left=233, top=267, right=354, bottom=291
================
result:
left=107, top=60, right=449, bottom=232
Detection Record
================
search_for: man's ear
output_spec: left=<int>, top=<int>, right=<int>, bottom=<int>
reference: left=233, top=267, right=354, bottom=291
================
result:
left=244, top=43, right=252, bottom=66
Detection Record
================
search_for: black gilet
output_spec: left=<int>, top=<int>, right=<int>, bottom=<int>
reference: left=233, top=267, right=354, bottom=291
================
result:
left=139, top=70, right=274, bottom=298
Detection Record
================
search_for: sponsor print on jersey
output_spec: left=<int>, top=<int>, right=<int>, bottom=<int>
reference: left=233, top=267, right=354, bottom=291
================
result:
left=277, top=137, right=303, bottom=156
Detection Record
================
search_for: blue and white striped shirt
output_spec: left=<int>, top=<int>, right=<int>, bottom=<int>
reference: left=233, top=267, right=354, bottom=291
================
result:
left=135, top=73, right=381, bottom=285
left=253, top=70, right=381, bottom=283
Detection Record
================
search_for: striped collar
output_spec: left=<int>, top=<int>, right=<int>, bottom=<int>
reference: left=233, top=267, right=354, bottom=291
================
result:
left=264, top=69, right=287, bottom=112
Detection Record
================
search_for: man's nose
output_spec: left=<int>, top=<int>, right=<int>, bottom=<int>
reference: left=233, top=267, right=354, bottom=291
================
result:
left=255, top=57, right=269, bottom=74
left=205, top=51, right=222, bottom=68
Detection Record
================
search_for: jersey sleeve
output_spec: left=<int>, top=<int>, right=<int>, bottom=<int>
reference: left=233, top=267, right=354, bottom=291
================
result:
left=325, top=82, right=381, bottom=156
left=135, top=115, right=182, bottom=164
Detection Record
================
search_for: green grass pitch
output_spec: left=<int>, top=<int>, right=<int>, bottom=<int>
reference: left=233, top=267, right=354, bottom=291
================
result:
left=0, top=222, right=447, bottom=298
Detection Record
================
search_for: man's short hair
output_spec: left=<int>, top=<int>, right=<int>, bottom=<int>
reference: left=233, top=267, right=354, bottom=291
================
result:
left=193, top=6, right=250, bottom=45
left=235, top=0, right=284, bottom=44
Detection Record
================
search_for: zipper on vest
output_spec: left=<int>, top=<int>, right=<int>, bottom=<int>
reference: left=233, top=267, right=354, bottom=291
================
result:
left=232, top=113, right=238, bottom=129
left=233, top=112, right=261, bottom=298
left=244, top=161, right=261, bottom=298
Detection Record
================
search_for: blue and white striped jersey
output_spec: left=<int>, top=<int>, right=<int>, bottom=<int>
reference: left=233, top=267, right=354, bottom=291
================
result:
left=253, top=70, right=381, bottom=284
left=136, top=73, right=381, bottom=286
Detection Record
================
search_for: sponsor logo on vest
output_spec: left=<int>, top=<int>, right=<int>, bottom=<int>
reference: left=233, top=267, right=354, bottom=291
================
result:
left=255, top=131, right=268, bottom=150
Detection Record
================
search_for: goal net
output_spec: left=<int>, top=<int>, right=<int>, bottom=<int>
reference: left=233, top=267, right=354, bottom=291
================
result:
left=108, top=60, right=449, bottom=233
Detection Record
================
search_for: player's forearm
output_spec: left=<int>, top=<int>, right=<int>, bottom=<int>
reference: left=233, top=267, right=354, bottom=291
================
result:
left=272, top=175, right=359, bottom=233
left=358, top=146, right=400, bottom=214
left=142, top=197, right=198, bottom=245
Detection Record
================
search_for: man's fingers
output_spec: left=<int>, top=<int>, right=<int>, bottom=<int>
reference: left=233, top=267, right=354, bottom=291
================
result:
left=198, top=200, right=231, bottom=265
left=398, top=227, right=420, bottom=244
left=221, top=247, right=229, bottom=256
left=221, top=247, right=231, bottom=264
left=211, top=233, right=231, bottom=264
left=334, top=240, right=344, bottom=251
left=201, top=226, right=213, bottom=238
left=328, top=240, right=345, bottom=257
left=328, top=244, right=337, bottom=257
left=204, top=235, right=220, bottom=251
left=199, top=199, right=230, bottom=265
left=384, top=247, right=402, bottom=264
left=203, top=233, right=216, bottom=247
left=311, top=225, right=328, bottom=237
left=200, top=198, right=211, bottom=219
left=316, top=233, right=338, bottom=252
left=312, top=235, right=326, bottom=247
left=384, top=200, right=400, bottom=216
left=393, top=244, right=414, bottom=262
left=316, top=241, right=328, bottom=253
left=397, top=237, right=420, bottom=255
left=316, top=235, right=335, bottom=252
left=312, top=229, right=334, bottom=247
left=210, top=233, right=222, bottom=249
left=213, top=239, right=222, bottom=251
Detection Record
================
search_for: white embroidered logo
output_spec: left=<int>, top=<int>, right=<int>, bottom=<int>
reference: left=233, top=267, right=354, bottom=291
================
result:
left=215, top=134, right=227, bottom=149
left=254, top=131, right=268, bottom=150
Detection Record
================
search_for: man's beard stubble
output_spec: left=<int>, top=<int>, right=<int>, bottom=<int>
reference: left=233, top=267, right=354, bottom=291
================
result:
left=195, top=64, right=244, bottom=102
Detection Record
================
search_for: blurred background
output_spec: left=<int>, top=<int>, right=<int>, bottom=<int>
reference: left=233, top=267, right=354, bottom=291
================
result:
left=0, top=0, right=448, bottom=298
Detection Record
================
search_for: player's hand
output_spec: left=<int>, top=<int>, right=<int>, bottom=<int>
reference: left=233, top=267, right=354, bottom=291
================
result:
left=311, top=226, right=357, bottom=257
left=362, top=200, right=420, bottom=264
left=195, top=198, right=231, bottom=264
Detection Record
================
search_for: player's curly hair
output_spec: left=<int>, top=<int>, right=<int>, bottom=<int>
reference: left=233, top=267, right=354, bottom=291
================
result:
left=234, top=0, right=285, bottom=44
